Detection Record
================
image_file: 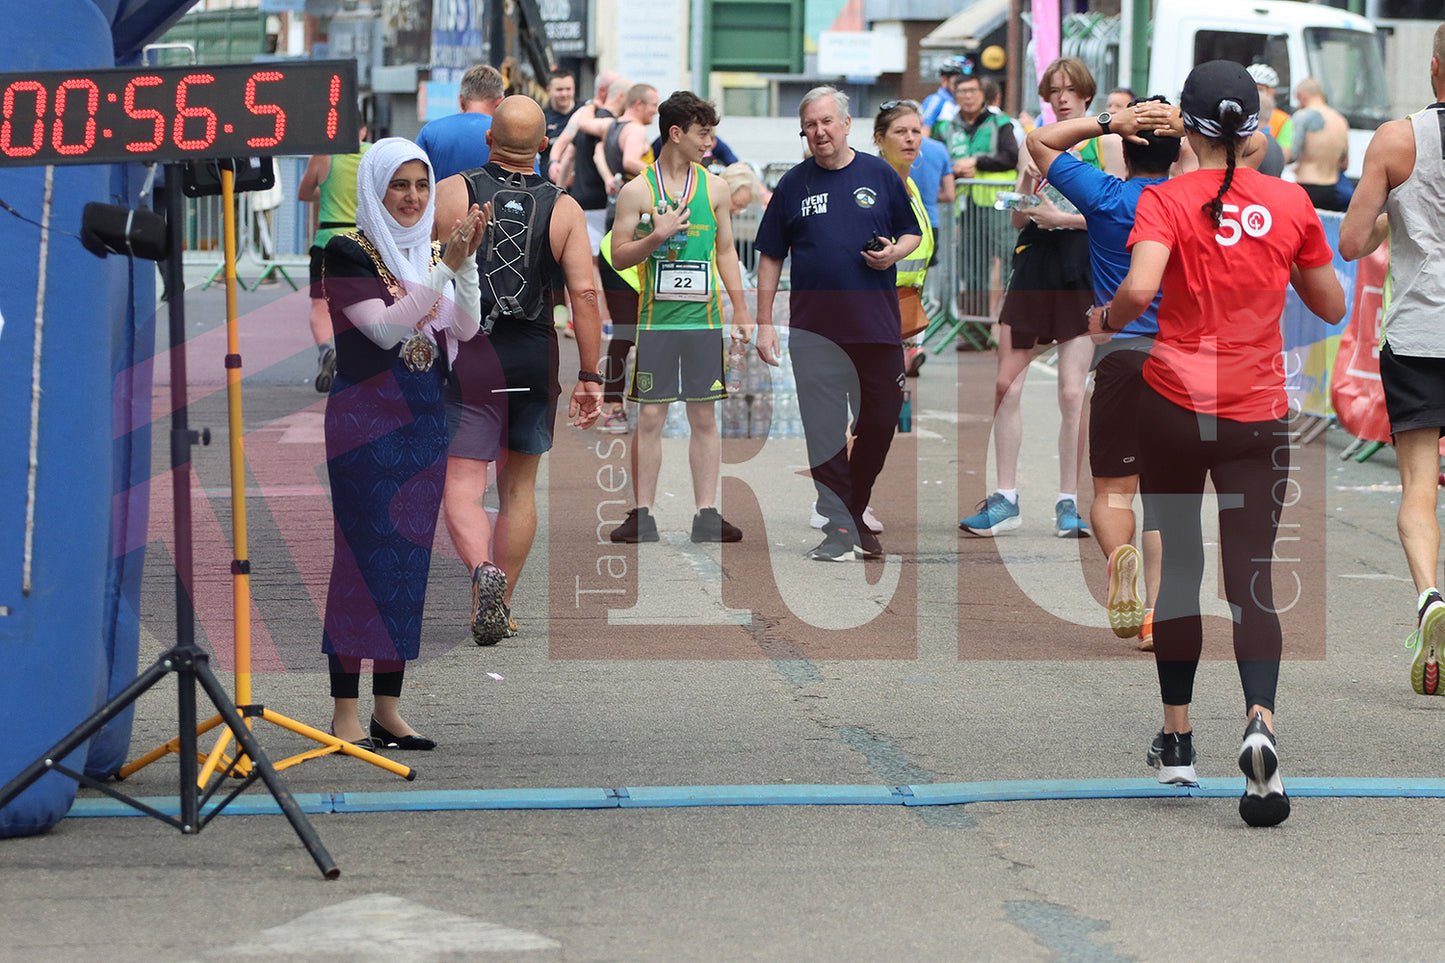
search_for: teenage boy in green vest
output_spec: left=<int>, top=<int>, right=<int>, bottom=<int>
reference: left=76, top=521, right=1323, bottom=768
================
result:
left=607, top=90, right=754, bottom=544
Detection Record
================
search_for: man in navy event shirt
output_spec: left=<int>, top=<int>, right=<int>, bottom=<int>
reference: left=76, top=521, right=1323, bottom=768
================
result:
left=753, top=86, right=921, bottom=562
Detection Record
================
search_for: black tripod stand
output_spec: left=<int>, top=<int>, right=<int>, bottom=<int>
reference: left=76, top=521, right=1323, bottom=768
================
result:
left=0, top=163, right=337, bottom=879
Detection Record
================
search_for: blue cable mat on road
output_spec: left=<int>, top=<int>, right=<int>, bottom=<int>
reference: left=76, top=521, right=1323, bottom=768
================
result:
left=63, top=777, right=1445, bottom=819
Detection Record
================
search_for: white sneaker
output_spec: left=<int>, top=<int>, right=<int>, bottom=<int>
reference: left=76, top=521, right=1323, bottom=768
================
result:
left=810, top=502, right=883, bottom=533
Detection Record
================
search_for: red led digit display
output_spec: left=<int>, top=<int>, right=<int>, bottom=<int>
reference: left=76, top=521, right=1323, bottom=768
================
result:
left=0, top=61, right=357, bottom=167
left=123, top=75, right=165, bottom=152
left=53, top=79, right=98, bottom=155
left=172, top=73, right=218, bottom=150
left=244, top=71, right=285, bottom=149
left=2, top=81, right=45, bottom=157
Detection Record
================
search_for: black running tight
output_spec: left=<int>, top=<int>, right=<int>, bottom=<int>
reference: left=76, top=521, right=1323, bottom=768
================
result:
left=1139, top=387, right=1288, bottom=714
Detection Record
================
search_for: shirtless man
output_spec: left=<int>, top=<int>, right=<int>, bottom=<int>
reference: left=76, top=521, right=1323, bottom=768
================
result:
left=1290, top=77, right=1349, bottom=210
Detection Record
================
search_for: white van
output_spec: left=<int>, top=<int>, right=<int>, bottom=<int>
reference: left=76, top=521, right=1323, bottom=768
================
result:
left=1034, top=0, right=1392, bottom=177
left=1149, top=0, right=1390, bottom=177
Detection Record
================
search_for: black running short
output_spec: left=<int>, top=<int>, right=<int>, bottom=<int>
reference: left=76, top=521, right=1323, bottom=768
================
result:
left=1089, top=337, right=1153, bottom=478
left=1381, top=342, right=1445, bottom=437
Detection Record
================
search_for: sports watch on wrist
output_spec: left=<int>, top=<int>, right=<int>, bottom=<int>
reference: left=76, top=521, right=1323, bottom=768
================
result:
left=1096, top=111, right=1112, bottom=134
left=577, top=371, right=604, bottom=384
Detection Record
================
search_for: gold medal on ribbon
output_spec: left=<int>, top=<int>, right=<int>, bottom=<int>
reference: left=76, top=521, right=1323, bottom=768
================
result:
left=667, top=246, right=679, bottom=262
left=400, top=331, right=437, bottom=373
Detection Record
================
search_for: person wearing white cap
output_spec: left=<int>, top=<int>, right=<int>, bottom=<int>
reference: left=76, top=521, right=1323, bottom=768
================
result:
left=1245, top=62, right=1294, bottom=158
left=1089, top=60, right=1344, bottom=827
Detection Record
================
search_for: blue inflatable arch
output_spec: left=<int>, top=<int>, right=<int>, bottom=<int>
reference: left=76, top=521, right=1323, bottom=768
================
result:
left=0, top=0, right=195, bottom=837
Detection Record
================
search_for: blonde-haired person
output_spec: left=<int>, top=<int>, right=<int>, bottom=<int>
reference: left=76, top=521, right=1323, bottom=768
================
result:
left=960, top=57, right=1099, bottom=539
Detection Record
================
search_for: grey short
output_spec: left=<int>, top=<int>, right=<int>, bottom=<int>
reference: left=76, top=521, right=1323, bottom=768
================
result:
left=628, top=328, right=725, bottom=404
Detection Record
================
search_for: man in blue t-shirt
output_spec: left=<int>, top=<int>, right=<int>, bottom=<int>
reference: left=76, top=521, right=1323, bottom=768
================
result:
left=921, top=58, right=967, bottom=138
left=1025, top=96, right=1180, bottom=651
left=415, top=64, right=505, bottom=181
left=753, top=86, right=921, bottom=562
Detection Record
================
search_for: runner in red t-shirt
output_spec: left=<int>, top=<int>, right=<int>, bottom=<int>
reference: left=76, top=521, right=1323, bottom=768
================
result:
left=1088, top=61, right=1344, bottom=827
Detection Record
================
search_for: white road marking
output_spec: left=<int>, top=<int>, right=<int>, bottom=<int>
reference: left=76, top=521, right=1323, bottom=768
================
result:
left=214, top=893, right=560, bottom=957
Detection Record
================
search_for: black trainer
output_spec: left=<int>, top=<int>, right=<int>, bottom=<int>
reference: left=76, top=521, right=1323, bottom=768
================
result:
left=1145, top=728, right=1198, bottom=769
left=609, top=507, right=659, bottom=543
left=691, top=507, right=742, bottom=543
left=808, top=525, right=855, bottom=562
left=854, top=518, right=883, bottom=559
left=1149, top=729, right=1198, bottom=786
left=1238, top=713, right=1290, bottom=827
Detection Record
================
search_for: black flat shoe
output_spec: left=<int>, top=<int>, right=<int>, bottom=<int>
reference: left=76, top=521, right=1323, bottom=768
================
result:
left=370, top=716, right=436, bottom=751
left=328, top=725, right=380, bottom=750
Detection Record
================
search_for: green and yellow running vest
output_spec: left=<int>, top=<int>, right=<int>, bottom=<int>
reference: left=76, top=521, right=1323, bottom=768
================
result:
left=637, top=161, right=723, bottom=330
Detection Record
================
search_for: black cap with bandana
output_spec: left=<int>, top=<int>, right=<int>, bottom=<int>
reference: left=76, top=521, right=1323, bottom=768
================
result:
left=1179, top=60, right=1261, bottom=139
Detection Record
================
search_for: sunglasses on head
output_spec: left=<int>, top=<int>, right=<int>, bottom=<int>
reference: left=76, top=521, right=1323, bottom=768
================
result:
left=879, top=99, right=920, bottom=113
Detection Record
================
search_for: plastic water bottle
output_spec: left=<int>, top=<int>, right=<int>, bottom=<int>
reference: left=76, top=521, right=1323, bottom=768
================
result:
left=726, top=339, right=747, bottom=393
left=899, top=389, right=912, bottom=433
left=993, top=191, right=1042, bottom=212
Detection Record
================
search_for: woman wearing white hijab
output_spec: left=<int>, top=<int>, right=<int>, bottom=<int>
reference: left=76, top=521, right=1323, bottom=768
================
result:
left=320, top=137, right=484, bottom=750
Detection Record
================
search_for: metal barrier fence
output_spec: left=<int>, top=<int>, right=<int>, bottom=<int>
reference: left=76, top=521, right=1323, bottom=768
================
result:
left=731, top=202, right=763, bottom=289
left=183, top=154, right=313, bottom=291
left=919, top=177, right=1014, bottom=352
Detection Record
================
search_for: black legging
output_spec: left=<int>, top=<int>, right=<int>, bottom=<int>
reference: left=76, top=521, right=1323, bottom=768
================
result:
left=328, top=653, right=405, bottom=700
left=1139, top=386, right=1288, bottom=714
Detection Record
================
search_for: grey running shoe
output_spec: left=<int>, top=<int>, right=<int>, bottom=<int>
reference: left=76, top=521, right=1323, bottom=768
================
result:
left=469, top=562, right=508, bottom=646
left=854, top=519, right=883, bottom=559
left=809, top=526, right=855, bottom=562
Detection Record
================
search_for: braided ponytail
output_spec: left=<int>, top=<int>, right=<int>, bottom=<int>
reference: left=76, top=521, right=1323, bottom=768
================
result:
left=1200, top=98, right=1246, bottom=227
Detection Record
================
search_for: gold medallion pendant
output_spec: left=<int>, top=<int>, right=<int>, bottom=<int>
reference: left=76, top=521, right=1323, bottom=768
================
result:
left=400, top=332, right=437, bottom=373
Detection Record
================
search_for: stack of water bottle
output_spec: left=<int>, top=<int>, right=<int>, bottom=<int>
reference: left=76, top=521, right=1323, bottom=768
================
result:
left=661, top=326, right=805, bottom=440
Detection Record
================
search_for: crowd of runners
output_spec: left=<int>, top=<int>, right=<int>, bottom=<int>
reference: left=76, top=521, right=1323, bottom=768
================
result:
left=297, top=27, right=1445, bottom=830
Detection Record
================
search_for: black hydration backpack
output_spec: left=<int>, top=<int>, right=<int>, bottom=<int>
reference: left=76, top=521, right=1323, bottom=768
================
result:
left=462, top=163, right=562, bottom=332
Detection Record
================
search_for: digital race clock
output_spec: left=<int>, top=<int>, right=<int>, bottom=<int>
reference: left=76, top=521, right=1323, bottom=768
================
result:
left=0, top=60, right=359, bottom=167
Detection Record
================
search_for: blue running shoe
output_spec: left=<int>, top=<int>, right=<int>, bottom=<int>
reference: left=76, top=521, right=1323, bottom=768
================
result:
left=1054, top=498, right=1090, bottom=538
left=959, top=492, right=1021, bottom=537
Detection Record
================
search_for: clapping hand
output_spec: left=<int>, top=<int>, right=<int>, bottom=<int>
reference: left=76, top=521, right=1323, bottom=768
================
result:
left=442, top=203, right=486, bottom=271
